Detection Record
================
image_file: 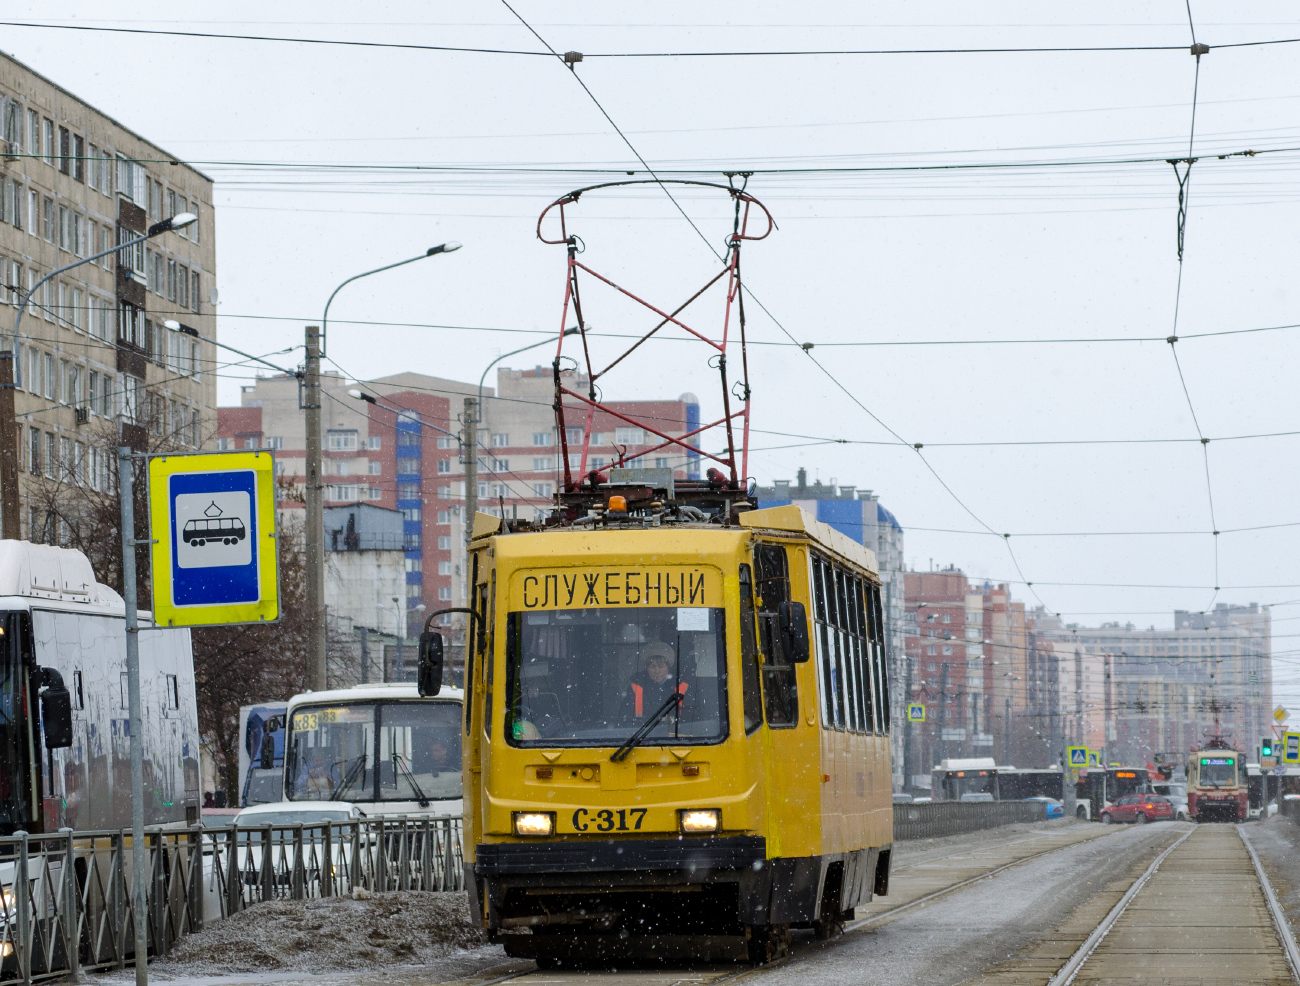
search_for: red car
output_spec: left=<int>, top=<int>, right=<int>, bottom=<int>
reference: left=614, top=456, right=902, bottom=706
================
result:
left=1100, top=794, right=1175, bottom=824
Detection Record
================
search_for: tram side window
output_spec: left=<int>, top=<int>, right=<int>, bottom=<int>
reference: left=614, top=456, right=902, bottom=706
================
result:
left=811, top=557, right=834, bottom=728
left=870, top=582, right=890, bottom=732
left=753, top=544, right=798, bottom=727
left=850, top=575, right=875, bottom=733
left=738, top=565, right=764, bottom=734
left=812, top=554, right=846, bottom=730
left=811, top=553, right=884, bottom=735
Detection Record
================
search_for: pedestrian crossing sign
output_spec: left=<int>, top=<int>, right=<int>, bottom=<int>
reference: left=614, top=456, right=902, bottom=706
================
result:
left=1067, top=746, right=1089, bottom=767
left=906, top=704, right=925, bottom=722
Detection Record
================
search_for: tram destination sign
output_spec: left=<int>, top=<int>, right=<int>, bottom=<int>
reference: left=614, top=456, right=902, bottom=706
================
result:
left=516, top=566, right=720, bottom=610
left=148, top=451, right=280, bottom=627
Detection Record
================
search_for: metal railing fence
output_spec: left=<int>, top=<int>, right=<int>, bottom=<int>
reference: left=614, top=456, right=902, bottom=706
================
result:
left=0, top=816, right=464, bottom=984
left=208, top=816, right=465, bottom=915
left=893, top=800, right=1047, bottom=840
left=0, top=825, right=205, bottom=983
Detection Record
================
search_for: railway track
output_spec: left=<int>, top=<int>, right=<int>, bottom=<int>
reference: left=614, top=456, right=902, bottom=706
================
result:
left=464, top=823, right=1125, bottom=986
left=1041, top=823, right=1300, bottom=986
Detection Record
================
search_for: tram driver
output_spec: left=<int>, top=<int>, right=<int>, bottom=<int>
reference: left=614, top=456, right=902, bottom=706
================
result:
left=621, top=642, right=692, bottom=721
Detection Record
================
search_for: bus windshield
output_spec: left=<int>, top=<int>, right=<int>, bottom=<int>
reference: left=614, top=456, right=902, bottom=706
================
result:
left=505, top=607, right=729, bottom=748
left=1199, top=758, right=1237, bottom=787
left=0, top=614, right=28, bottom=830
left=285, top=701, right=461, bottom=804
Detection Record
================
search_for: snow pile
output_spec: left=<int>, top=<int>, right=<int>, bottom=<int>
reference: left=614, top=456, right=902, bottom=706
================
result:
left=156, top=892, right=489, bottom=973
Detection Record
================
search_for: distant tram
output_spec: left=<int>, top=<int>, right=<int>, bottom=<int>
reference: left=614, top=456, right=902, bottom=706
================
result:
left=1187, top=740, right=1247, bottom=822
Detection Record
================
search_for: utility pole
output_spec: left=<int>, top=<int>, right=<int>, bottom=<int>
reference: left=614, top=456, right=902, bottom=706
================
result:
left=117, top=447, right=148, bottom=986
left=1004, top=695, right=1012, bottom=765
left=901, top=645, right=913, bottom=792
left=0, top=351, right=17, bottom=540
left=303, top=326, right=327, bottom=691
left=938, top=664, right=949, bottom=764
left=358, top=626, right=369, bottom=685
left=462, top=397, right=477, bottom=549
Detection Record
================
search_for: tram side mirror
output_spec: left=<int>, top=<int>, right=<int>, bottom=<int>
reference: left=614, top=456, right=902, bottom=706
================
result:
left=37, top=668, right=73, bottom=749
left=778, top=601, right=810, bottom=663
left=418, top=632, right=445, bottom=697
left=259, top=731, right=275, bottom=771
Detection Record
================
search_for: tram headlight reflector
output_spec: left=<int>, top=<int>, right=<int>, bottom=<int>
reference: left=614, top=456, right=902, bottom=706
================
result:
left=512, top=812, right=555, bottom=837
left=680, top=809, right=720, bottom=834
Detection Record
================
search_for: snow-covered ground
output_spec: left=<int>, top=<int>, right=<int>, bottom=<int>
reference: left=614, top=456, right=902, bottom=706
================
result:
left=88, top=818, right=1116, bottom=986
left=95, top=891, right=522, bottom=986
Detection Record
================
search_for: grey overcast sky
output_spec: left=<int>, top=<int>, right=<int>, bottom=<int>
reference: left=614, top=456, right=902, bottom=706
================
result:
left=7, top=3, right=1300, bottom=699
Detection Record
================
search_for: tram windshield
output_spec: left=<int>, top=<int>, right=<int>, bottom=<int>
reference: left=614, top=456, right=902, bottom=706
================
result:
left=285, top=701, right=462, bottom=803
left=505, top=607, right=729, bottom=748
left=1198, top=757, right=1238, bottom=787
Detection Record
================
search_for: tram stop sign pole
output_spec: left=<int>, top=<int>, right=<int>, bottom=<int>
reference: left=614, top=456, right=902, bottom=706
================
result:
left=118, top=449, right=280, bottom=986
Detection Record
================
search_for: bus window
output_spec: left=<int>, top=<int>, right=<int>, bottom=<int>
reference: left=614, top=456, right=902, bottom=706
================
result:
left=754, top=545, right=798, bottom=727
left=738, top=566, right=764, bottom=733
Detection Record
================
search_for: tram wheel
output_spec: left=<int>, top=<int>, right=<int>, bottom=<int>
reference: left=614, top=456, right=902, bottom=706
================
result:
left=746, top=924, right=791, bottom=965
left=813, top=914, right=846, bottom=940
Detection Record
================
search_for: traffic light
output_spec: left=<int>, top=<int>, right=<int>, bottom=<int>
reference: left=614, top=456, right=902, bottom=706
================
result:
left=1262, top=738, right=1275, bottom=758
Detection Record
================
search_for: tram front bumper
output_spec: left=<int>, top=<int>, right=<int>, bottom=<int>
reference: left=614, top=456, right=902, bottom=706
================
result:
left=469, top=836, right=770, bottom=930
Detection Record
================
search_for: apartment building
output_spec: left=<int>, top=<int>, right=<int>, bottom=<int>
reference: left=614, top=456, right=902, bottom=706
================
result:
left=0, top=53, right=215, bottom=539
left=220, top=365, right=700, bottom=650
left=1040, top=603, right=1273, bottom=765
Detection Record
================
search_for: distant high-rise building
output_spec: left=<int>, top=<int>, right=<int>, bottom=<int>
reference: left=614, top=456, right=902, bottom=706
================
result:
left=1039, top=604, right=1272, bottom=765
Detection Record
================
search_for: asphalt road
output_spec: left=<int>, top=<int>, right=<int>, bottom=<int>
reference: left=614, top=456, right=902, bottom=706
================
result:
left=755, top=822, right=1186, bottom=986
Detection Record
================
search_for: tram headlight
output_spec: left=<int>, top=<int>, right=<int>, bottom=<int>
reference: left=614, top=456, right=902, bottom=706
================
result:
left=512, top=812, right=555, bottom=837
left=680, top=809, right=721, bottom=834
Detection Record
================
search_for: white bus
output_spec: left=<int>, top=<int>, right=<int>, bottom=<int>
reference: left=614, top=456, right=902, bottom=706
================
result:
left=0, top=540, right=201, bottom=833
left=282, top=682, right=464, bottom=817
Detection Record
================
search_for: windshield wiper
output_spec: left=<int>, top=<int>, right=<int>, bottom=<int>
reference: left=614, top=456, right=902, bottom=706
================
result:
left=331, top=754, right=368, bottom=801
left=392, top=753, right=430, bottom=808
left=610, top=692, right=682, bottom=763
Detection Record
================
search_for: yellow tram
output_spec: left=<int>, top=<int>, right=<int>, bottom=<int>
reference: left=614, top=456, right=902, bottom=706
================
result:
left=439, top=498, right=893, bottom=965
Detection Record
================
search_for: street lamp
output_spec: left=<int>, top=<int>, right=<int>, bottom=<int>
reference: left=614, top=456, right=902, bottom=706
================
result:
left=1, top=212, right=198, bottom=541
left=478, top=325, right=580, bottom=412
left=466, top=326, right=580, bottom=547
left=305, top=243, right=462, bottom=695
left=320, top=242, right=462, bottom=358
left=0, top=210, right=195, bottom=986
left=12, top=212, right=197, bottom=349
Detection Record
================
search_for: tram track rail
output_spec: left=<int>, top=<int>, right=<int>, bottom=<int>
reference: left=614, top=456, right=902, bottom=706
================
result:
left=1044, top=825, right=1196, bottom=986
left=467, top=823, right=1128, bottom=986
left=1040, top=823, right=1299, bottom=986
left=1239, top=824, right=1300, bottom=983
